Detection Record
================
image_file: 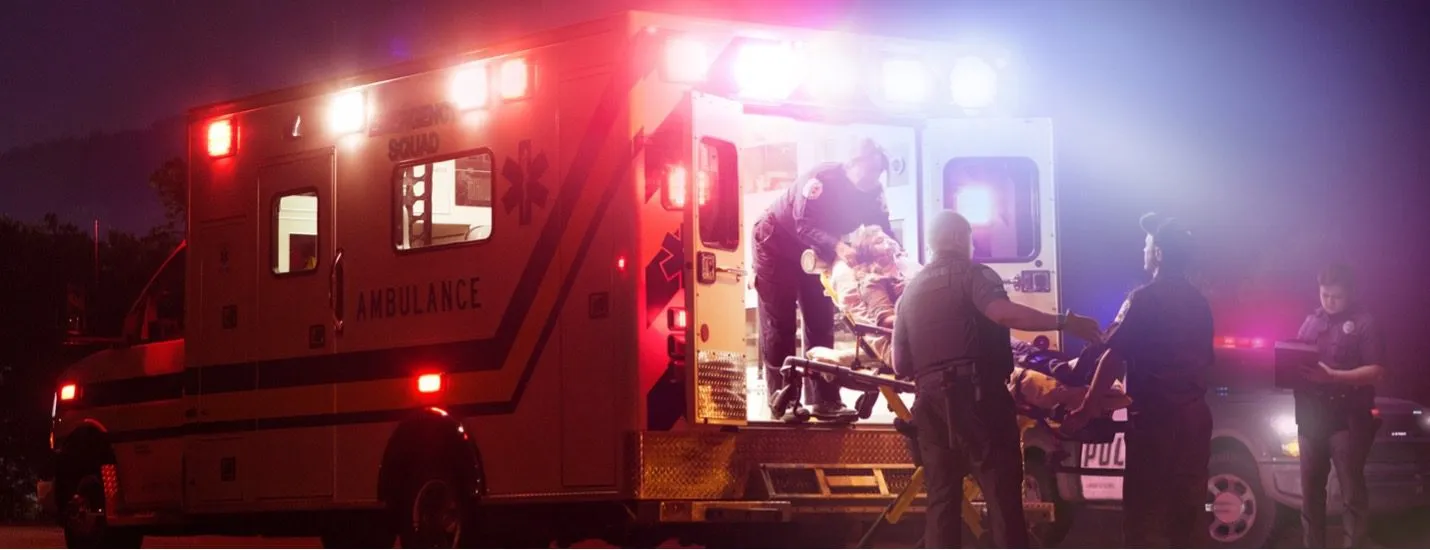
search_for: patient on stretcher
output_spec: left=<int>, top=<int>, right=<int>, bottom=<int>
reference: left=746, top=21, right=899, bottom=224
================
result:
left=803, top=225, right=1130, bottom=421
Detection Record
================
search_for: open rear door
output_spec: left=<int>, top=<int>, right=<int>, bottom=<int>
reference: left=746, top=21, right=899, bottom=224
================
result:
left=921, top=118, right=1061, bottom=348
left=683, top=92, right=747, bottom=427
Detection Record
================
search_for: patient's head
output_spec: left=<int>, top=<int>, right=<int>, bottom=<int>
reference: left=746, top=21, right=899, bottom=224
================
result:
left=842, top=225, right=902, bottom=271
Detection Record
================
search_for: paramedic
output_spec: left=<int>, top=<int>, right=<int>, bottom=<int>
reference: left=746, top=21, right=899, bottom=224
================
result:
left=1066, top=212, right=1215, bottom=548
left=1293, top=263, right=1385, bottom=548
left=753, top=138, right=895, bottom=422
left=892, top=210, right=1102, bottom=548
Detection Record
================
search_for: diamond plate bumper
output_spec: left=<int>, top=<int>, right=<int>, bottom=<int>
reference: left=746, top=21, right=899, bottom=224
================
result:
left=628, top=427, right=914, bottom=500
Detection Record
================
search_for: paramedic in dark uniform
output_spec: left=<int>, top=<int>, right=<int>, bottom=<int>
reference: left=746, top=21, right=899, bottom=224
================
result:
left=753, top=138, right=895, bottom=422
left=892, top=210, right=1103, bottom=548
left=1066, top=212, right=1215, bottom=548
left=1293, top=263, right=1385, bottom=548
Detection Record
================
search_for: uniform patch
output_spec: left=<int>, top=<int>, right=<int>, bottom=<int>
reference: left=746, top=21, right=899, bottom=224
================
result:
left=803, top=179, right=824, bottom=200
left=982, top=267, right=1004, bottom=284
left=1343, top=320, right=1356, bottom=335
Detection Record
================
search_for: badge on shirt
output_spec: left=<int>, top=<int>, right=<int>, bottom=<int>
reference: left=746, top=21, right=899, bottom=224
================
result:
left=1343, top=320, right=1356, bottom=335
left=803, top=179, right=824, bottom=200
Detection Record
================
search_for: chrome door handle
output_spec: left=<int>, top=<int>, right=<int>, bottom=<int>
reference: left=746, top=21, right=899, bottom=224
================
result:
left=716, top=264, right=745, bottom=281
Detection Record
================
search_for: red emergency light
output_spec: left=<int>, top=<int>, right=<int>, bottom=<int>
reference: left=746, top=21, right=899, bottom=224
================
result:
left=1217, top=336, right=1268, bottom=349
left=58, top=383, right=77, bottom=402
left=206, top=119, right=235, bottom=158
left=733, top=40, right=805, bottom=101
left=417, top=373, right=443, bottom=394
left=451, top=61, right=490, bottom=110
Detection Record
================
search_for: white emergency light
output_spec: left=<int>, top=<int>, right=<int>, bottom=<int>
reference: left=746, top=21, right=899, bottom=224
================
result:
left=499, top=57, right=531, bottom=101
left=949, top=55, right=999, bottom=110
left=663, top=37, right=709, bottom=83
left=733, top=41, right=804, bottom=101
left=807, top=51, right=858, bottom=100
left=329, top=89, right=367, bottom=135
left=881, top=58, right=929, bottom=104
left=451, top=61, right=490, bottom=110
left=954, top=186, right=995, bottom=225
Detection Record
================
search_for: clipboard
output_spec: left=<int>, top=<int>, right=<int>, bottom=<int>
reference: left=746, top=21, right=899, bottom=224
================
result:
left=1274, top=340, right=1319, bottom=390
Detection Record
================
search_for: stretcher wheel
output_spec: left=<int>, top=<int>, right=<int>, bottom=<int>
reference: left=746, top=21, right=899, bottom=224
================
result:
left=792, top=407, right=811, bottom=423
left=854, top=391, right=879, bottom=419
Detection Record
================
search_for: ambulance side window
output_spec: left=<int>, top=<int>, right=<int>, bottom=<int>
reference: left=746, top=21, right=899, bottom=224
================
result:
left=698, top=138, right=739, bottom=250
left=394, top=150, right=495, bottom=251
left=272, top=190, right=321, bottom=275
left=943, top=157, right=1040, bottom=262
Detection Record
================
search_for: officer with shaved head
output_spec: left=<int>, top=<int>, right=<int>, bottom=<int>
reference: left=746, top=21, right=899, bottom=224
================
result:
left=892, top=210, right=1102, bottom=548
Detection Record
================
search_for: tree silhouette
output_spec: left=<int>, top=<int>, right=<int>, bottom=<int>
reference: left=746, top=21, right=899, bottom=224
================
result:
left=149, top=157, right=187, bottom=236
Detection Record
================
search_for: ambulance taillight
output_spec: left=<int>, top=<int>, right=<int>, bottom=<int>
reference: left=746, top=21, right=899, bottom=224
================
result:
left=499, top=58, right=531, bottom=101
left=451, top=62, right=490, bottom=110
left=417, top=373, right=443, bottom=394
left=668, top=308, right=688, bottom=331
left=329, top=89, right=367, bottom=135
left=59, top=383, right=77, bottom=402
left=206, top=119, right=235, bottom=158
left=663, top=37, right=709, bottom=83
left=664, top=166, right=689, bottom=209
left=881, top=58, right=929, bottom=104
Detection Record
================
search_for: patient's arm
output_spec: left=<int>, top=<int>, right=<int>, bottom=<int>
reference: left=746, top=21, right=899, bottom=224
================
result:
left=859, top=276, right=898, bottom=327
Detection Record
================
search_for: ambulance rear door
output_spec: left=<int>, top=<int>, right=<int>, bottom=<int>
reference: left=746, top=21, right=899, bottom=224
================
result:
left=920, top=117, right=1060, bottom=348
left=683, top=92, right=747, bottom=427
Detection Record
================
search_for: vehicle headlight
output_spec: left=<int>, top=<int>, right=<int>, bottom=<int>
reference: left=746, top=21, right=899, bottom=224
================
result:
left=1271, top=415, right=1297, bottom=437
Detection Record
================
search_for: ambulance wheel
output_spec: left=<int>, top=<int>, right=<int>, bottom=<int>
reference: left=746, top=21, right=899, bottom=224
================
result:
left=59, top=472, right=142, bottom=549
left=395, top=454, right=476, bottom=548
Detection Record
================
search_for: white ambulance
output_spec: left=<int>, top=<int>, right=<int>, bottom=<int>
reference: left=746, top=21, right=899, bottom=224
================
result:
left=41, top=10, right=1063, bottom=548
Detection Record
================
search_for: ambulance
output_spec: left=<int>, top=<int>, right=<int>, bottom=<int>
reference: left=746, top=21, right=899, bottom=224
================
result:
left=42, top=10, right=1062, bottom=548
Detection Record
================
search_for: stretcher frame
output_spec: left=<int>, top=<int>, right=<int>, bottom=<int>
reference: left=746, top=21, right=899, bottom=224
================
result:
left=769, top=254, right=1058, bottom=547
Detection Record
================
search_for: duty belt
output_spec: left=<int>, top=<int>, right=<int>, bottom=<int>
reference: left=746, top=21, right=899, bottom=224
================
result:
left=914, top=361, right=978, bottom=385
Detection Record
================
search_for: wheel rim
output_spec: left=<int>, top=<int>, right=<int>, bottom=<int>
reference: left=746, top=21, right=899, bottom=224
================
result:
left=1206, top=472, right=1257, bottom=544
left=410, top=479, right=462, bottom=548
left=64, top=476, right=105, bottom=539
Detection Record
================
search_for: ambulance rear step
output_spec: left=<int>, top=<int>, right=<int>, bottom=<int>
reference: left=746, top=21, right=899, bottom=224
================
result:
left=759, top=463, right=1055, bottom=524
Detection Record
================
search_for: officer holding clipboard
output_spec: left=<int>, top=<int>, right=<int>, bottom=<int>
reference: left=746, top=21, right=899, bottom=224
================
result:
left=1287, top=263, right=1386, bottom=548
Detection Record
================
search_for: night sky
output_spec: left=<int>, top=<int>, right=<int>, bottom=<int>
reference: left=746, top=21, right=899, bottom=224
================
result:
left=3, top=0, right=1428, bottom=396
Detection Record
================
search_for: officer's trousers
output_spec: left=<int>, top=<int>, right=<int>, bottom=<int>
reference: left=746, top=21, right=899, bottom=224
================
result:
left=1124, top=399, right=1213, bottom=548
left=913, top=372, right=1027, bottom=548
left=1299, top=410, right=1377, bottom=548
left=752, top=232, right=841, bottom=408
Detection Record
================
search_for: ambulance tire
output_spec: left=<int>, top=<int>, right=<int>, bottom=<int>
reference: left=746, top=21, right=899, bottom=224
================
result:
left=58, top=470, right=143, bottom=549
left=394, top=453, right=477, bottom=548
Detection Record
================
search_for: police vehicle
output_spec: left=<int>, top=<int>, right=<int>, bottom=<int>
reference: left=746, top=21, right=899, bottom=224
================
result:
left=37, top=10, right=1065, bottom=548
left=1036, top=336, right=1430, bottom=548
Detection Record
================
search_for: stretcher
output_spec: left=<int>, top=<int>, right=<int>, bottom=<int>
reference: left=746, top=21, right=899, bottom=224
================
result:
left=770, top=250, right=1125, bottom=547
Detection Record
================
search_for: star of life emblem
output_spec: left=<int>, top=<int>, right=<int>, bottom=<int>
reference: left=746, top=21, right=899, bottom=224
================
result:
left=1343, top=320, right=1356, bottom=335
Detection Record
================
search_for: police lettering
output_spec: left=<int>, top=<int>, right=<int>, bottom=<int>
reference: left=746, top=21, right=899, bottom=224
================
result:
left=353, top=277, right=481, bottom=321
left=389, top=132, right=440, bottom=162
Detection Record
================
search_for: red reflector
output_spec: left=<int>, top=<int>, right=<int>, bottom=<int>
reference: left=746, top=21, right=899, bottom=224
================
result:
left=500, top=58, right=530, bottom=100
left=207, top=119, right=234, bottom=158
left=668, top=308, right=688, bottom=331
left=59, top=383, right=77, bottom=401
left=417, top=374, right=443, bottom=394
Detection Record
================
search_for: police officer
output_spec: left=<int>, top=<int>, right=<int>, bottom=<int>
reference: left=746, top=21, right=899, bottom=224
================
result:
left=753, top=138, right=895, bottom=422
left=892, top=210, right=1102, bottom=548
left=1293, top=263, right=1385, bottom=548
left=1067, top=212, right=1215, bottom=548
